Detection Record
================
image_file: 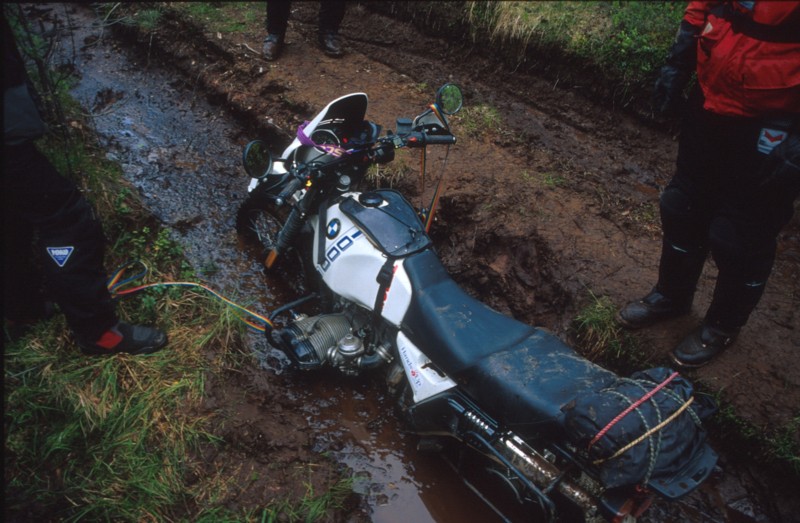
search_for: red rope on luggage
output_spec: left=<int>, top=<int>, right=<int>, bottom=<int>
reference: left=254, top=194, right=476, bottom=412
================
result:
left=587, top=371, right=680, bottom=452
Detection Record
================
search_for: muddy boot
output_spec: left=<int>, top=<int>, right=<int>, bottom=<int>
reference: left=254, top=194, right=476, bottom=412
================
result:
left=77, top=321, right=168, bottom=356
left=262, top=34, right=284, bottom=61
left=617, top=288, right=691, bottom=329
left=318, top=32, right=343, bottom=57
left=671, top=323, right=738, bottom=367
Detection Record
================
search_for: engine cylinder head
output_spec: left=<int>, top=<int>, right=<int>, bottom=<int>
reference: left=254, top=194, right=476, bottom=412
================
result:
left=276, top=313, right=352, bottom=369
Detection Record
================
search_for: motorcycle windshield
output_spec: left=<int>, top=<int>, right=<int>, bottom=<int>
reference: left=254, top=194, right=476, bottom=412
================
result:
left=281, top=92, right=368, bottom=160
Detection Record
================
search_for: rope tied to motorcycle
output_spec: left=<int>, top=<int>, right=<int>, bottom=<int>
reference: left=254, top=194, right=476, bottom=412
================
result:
left=106, top=260, right=274, bottom=333
left=591, top=396, right=696, bottom=466
left=587, top=371, right=680, bottom=452
left=586, top=369, right=701, bottom=481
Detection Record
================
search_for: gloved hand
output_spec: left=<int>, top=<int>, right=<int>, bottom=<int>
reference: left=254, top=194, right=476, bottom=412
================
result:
left=653, top=65, right=693, bottom=115
left=653, top=20, right=700, bottom=116
left=758, top=132, right=800, bottom=200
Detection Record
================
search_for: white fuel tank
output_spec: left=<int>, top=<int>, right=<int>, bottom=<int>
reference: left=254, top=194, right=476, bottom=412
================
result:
left=311, top=190, right=432, bottom=326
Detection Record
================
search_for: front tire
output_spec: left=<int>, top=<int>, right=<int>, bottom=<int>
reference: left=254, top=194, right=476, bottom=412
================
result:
left=235, top=184, right=315, bottom=293
left=235, top=184, right=288, bottom=256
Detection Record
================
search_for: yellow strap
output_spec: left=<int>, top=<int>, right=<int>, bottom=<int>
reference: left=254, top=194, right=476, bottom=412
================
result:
left=592, top=396, right=695, bottom=466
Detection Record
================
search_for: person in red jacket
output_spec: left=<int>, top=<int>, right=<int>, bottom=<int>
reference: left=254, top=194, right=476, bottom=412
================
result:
left=618, top=1, right=800, bottom=367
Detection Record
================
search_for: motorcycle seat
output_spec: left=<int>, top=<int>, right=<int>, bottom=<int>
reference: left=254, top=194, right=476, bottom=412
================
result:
left=402, top=249, right=617, bottom=438
left=402, top=249, right=537, bottom=374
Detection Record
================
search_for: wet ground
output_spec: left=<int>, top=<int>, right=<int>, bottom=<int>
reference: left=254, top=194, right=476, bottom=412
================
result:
left=29, top=3, right=799, bottom=522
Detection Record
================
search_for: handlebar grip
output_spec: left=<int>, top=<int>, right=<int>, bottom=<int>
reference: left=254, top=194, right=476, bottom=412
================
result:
left=405, top=132, right=456, bottom=147
left=276, top=177, right=303, bottom=205
left=423, top=134, right=457, bottom=145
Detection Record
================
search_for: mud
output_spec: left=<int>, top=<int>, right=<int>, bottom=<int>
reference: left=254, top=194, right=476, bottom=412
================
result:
left=27, top=3, right=799, bottom=522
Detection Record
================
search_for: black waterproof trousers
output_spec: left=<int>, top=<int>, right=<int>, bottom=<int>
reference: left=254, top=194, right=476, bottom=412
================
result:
left=655, top=89, right=799, bottom=331
left=266, top=0, right=345, bottom=37
left=2, top=142, right=117, bottom=341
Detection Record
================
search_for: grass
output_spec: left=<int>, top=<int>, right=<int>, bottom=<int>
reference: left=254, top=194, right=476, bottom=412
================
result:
left=464, top=1, right=685, bottom=108
left=454, top=103, right=502, bottom=139
left=259, top=475, right=355, bottom=523
left=710, top=401, right=800, bottom=477
left=571, top=290, right=644, bottom=369
left=171, top=2, right=263, bottom=34
left=367, top=150, right=415, bottom=188
left=3, top=5, right=352, bottom=521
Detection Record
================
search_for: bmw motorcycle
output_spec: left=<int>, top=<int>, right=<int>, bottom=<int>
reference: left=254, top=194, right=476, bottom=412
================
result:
left=236, top=84, right=718, bottom=522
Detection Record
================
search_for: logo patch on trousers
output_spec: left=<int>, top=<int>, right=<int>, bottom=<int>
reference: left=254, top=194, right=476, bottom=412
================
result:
left=757, top=128, right=787, bottom=155
left=47, top=246, right=74, bottom=267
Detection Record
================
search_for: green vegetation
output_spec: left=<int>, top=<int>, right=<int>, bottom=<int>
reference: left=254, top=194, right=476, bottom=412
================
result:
left=172, top=2, right=263, bottom=33
left=711, top=402, right=800, bottom=476
left=3, top=5, right=350, bottom=521
left=571, top=291, right=645, bottom=369
left=456, top=103, right=503, bottom=139
left=364, top=1, right=684, bottom=113
left=542, top=171, right=567, bottom=189
left=466, top=1, right=684, bottom=105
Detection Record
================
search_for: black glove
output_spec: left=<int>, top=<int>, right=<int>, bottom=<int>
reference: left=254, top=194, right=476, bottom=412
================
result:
left=758, top=132, right=800, bottom=200
left=653, top=20, right=700, bottom=116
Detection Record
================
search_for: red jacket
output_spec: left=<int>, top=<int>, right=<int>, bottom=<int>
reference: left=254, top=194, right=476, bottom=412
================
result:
left=684, top=1, right=800, bottom=117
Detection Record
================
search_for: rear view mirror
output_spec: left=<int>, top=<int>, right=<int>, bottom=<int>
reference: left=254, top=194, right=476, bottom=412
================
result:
left=436, top=83, right=463, bottom=115
left=242, top=140, right=273, bottom=179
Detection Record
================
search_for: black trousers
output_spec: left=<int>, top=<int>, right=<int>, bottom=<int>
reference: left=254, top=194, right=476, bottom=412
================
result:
left=2, top=141, right=117, bottom=341
left=656, top=88, right=799, bottom=330
left=266, top=0, right=346, bottom=37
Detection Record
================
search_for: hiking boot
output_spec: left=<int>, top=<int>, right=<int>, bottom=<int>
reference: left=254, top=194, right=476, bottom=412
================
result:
left=617, top=289, right=691, bottom=330
left=78, top=321, right=167, bottom=356
left=318, top=32, right=343, bottom=57
left=262, top=34, right=284, bottom=61
left=671, top=324, right=738, bottom=368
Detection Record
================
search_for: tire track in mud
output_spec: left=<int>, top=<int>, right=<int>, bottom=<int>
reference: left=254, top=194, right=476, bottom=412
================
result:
left=35, top=2, right=800, bottom=522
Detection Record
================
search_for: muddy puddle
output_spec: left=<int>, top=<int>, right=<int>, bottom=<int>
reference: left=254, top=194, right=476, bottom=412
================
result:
left=34, top=3, right=795, bottom=522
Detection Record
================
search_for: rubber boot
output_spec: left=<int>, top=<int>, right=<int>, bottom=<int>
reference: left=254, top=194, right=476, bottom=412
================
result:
left=618, top=239, right=705, bottom=329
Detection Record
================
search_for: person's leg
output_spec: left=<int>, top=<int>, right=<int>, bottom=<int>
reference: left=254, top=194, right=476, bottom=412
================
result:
left=672, top=114, right=799, bottom=366
left=266, top=0, right=290, bottom=37
left=318, top=0, right=345, bottom=57
left=619, top=90, right=714, bottom=328
left=3, top=142, right=166, bottom=355
left=3, top=143, right=116, bottom=341
left=264, top=0, right=291, bottom=60
left=319, top=0, right=345, bottom=34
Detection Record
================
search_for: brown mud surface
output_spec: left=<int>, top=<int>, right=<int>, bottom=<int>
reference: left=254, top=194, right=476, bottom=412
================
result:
left=27, top=3, right=800, bottom=522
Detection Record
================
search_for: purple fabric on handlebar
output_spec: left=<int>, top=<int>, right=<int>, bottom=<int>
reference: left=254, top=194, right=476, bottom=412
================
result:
left=296, top=121, right=351, bottom=158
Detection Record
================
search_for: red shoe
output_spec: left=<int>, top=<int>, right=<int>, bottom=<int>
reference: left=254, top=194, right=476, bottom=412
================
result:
left=78, top=321, right=167, bottom=356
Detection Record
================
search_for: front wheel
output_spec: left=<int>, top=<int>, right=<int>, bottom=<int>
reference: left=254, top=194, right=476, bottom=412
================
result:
left=235, top=184, right=288, bottom=258
left=235, top=184, right=316, bottom=293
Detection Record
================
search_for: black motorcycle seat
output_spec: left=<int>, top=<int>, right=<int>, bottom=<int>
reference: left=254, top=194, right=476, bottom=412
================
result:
left=457, top=331, right=617, bottom=439
left=402, top=249, right=617, bottom=438
left=401, top=249, right=537, bottom=374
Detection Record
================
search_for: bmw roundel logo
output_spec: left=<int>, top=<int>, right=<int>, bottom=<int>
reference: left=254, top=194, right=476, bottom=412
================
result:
left=326, top=219, right=341, bottom=239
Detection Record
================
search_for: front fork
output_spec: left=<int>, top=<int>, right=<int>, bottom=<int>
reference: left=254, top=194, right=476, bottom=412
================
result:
left=265, top=205, right=306, bottom=269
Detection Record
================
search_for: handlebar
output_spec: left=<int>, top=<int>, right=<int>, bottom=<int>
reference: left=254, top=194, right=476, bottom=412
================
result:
left=274, top=127, right=456, bottom=204
left=275, top=177, right=303, bottom=205
left=404, top=132, right=457, bottom=147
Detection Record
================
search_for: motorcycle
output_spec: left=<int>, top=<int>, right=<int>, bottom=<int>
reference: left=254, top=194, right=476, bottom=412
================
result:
left=236, top=84, right=718, bottom=522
